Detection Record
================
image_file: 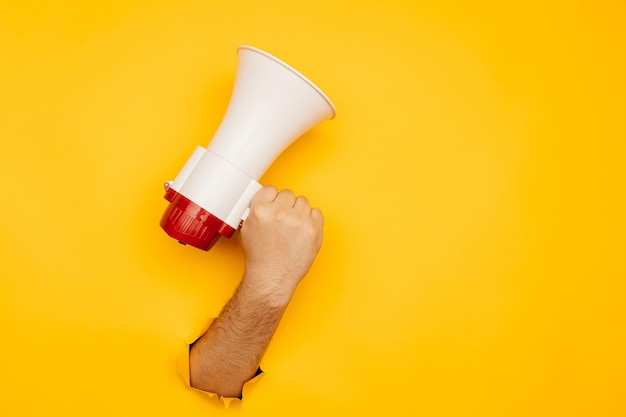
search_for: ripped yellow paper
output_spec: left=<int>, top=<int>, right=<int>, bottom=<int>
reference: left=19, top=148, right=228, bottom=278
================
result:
left=175, top=318, right=264, bottom=408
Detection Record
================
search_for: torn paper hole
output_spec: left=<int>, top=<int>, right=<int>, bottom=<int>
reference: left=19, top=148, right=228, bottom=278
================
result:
left=175, top=317, right=263, bottom=408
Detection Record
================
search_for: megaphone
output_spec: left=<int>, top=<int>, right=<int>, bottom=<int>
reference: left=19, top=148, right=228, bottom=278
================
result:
left=160, top=45, right=336, bottom=250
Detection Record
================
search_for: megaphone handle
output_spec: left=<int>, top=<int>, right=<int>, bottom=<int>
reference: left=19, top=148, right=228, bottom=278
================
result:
left=225, top=179, right=263, bottom=229
left=241, top=207, right=251, bottom=222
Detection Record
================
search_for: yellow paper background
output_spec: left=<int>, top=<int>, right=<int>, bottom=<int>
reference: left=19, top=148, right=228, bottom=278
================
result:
left=1, top=0, right=625, bottom=415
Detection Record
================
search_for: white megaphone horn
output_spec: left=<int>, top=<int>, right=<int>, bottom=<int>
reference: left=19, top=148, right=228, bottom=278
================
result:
left=160, top=45, right=336, bottom=250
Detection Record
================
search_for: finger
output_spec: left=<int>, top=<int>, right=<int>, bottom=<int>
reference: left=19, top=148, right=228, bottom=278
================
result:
left=274, top=189, right=296, bottom=207
left=250, top=185, right=279, bottom=206
left=293, top=195, right=310, bottom=209
left=311, top=207, right=324, bottom=223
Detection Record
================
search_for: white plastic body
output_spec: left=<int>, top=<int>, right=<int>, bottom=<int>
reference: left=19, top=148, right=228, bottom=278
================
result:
left=167, top=46, right=336, bottom=230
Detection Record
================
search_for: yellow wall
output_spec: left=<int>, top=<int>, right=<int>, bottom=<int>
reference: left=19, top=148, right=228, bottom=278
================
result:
left=1, top=1, right=625, bottom=415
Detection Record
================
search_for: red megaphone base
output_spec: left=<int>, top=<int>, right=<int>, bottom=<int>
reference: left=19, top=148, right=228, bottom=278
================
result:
left=160, top=187, right=236, bottom=251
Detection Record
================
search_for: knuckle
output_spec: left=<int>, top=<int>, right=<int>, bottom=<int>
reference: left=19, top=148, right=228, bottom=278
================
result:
left=274, top=206, right=291, bottom=221
left=250, top=203, right=270, bottom=219
left=301, top=219, right=320, bottom=238
left=278, top=188, right=292, bottom=194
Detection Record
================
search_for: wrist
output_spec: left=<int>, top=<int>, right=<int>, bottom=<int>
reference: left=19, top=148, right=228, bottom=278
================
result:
left=240, top=268, right=297, bottom=309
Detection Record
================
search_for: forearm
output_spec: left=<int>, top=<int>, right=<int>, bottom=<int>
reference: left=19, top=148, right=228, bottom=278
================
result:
left=189, top=273, right=290, bottom=398
left=188, top=186, right=323, bottom=399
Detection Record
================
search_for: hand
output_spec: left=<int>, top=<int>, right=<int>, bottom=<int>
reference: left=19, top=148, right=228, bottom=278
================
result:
left=189, top=186, right=323, bottom=397
left=240, top=186, right=324, bottom=306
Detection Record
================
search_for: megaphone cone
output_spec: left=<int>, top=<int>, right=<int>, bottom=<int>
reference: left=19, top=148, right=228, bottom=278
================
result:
left=160, top=46, right=336, bottom=250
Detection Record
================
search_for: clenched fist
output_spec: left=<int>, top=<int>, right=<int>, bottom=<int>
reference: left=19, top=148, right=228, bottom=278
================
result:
left=240, top=186, right=324, bottom=307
